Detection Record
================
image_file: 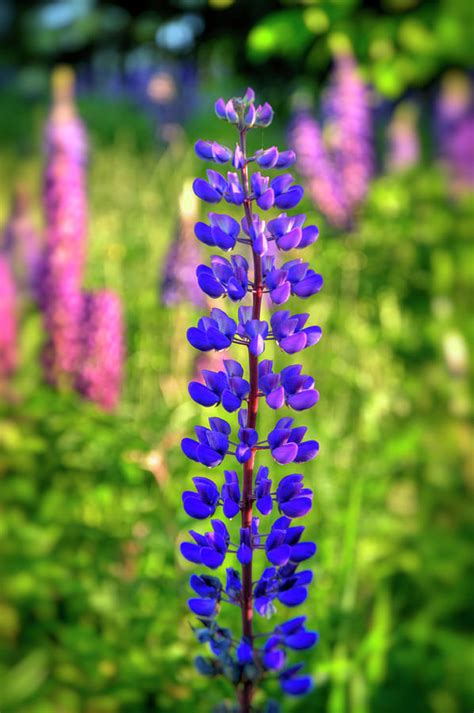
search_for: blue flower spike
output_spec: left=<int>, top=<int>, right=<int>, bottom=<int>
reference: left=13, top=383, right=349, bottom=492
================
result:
left=180, top=87, right=322, bottom=710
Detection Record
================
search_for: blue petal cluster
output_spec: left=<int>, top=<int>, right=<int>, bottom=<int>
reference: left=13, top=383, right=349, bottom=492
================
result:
left=181, top=87, right=322, bottom=707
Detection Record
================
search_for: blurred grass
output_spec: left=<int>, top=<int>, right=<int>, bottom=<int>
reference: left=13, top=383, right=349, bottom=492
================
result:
left=0, top=94, right=473, bottom=713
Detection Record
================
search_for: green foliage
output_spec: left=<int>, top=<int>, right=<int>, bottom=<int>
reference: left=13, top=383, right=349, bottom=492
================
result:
left=245, top=0, right=474, bottom=98
left=0, top=97, right=472, bottom=712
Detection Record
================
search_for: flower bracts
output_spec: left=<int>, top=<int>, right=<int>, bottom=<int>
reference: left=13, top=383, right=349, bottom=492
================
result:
left=181, top=88, right=322, bottom=710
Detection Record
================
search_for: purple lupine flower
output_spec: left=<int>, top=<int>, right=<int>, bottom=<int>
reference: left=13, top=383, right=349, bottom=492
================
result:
left=179, top=89, right=322, bottom=709
left=76, top=290, right=124, bottom=411
left=289, top=50, right=373, bottom=229
left=1, top=184, right=42, bottom=296
left=162, top=180, right=206, bottom=308
left=0, top=254, right=18, bottom=380
left=386, top=102, right=420, bottom=173
left=40, top=66, right=88, bottom=384
left=289, top=110, right=349, bottom=228
left=323, top=50, right=374, bottom=212
left=436, top=72, right=474, bottom=194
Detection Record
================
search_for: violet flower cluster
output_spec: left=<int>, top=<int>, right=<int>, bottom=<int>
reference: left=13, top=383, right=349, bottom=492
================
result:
left=181, top=88, right=322, bottom=711
left=40, top=105, right=88, bottom=384
left=0, top=254, right=18, bottom=381
left=76, top=290, right=125, bottom=411
left=289, top=50, right=373, bottom=229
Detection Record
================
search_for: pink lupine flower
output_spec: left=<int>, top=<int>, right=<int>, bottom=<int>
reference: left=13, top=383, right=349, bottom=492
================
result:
left=40, top=66, right=88, bottom=384
left=0, top=255, right=18, bottom=379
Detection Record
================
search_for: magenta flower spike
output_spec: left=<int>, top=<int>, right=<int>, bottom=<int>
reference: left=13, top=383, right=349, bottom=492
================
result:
left=181, top=89, right=323, bottom=712
left=76, top=290, right=124, bottom=411
left=40, top=66, right=88, bottom=385
left=0, top=254, right=18, bottom=380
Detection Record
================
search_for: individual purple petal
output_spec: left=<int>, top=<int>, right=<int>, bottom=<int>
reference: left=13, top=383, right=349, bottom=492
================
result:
left=201, top=547, right=225, bottom=569
left=190, top=573, right=221, bottom=598
left=299, top=224, right=319, bottom=248
left=278, top=587, right=308, bottom=607
left=243, top=87, right=255, bottom=103
left=215, top=98, right=226, bottom=119
left=188, top=381, right=220, bottom=407
left=256, top=147, right=279, bottom=168
left=256, top=102, right=274, bottom=127
left=180, top=542, right=202, bottom=564
left=285, top=631, right=319, bottom=649
left=181, top=437, right=199, bottom=461
left=237, top=527, right=253, bottom=565
left=183, top=496, right=215, bottom=519
left=276, top=150, right=296, bottom=168
left=280, top=497, right=312, bottom=519
left=272, top=443, right=299, bottom=465
left=275, top=185, right=304, bottom=209
left=280, top=332, right=307, bottom=354
left=245, top=103, right=256, bottom=128
left=290, top=542, right=317, bottom=562
left=295, top=440, right=320, bottom=462
left=193, top=178, right=221, bottom=203
left=280, top=674, right=313, bottom=696
left=287, top=390, right=319, bottom=411
left=225, top=99, right=238, bottom=123
left=188, top=598, right=217, bottom=617
left=263, top=648, right=286, bottom=671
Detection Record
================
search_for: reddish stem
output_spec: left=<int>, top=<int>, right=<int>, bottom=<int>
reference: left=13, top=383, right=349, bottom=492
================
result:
left=238, top=128, right=262, bottom=713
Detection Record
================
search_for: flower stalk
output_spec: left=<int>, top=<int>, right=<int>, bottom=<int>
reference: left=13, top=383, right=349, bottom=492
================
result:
left=181, top=88, right=323, bottom=712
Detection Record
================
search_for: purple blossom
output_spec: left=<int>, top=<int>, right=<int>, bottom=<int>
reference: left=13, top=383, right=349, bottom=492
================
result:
left=258, top=361, right=319, bottom=411
left=0, top=255, right=18, bottom=379
left=196, top=255, right=249, bottom=301
left=323, top=51, right=374, bottom=212
left=289, top=50, right=373, bottom=229
left=40, top=73, right=88, bottom=384
left=76, top=290, right=124, bottom=411
left=289, top=111, right=349, bottom=228
left=195, top=212, right=240, bottom=251
left=180, top=88, right=322, bottom=708
left=188, top=359, right=250, bottom=412
left=187, top=308, right=237, bottom=352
